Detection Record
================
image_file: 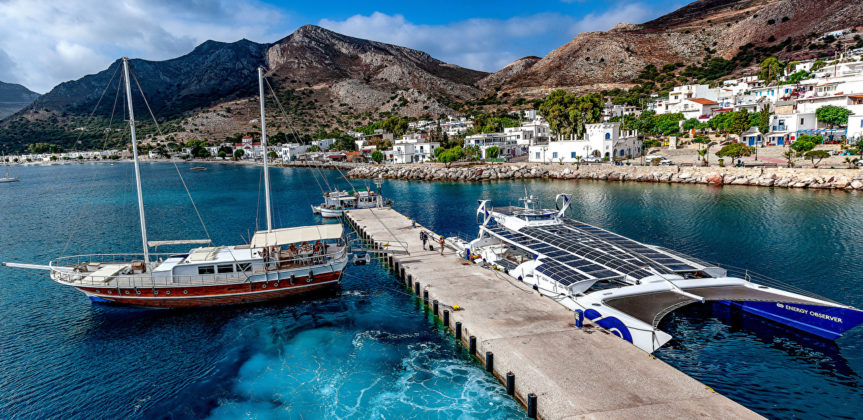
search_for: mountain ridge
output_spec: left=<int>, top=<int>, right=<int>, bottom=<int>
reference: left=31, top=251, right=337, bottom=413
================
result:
left=0, top=81, right=39, bottom=120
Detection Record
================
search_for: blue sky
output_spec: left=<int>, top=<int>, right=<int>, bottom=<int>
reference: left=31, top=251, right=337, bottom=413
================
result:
left=0, top=0, right=684, bottom=93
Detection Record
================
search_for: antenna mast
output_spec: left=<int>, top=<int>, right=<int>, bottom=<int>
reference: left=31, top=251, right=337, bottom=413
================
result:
left=122, top=57, right=150, bottom=267
left=258, top=66, right=273, bottom=231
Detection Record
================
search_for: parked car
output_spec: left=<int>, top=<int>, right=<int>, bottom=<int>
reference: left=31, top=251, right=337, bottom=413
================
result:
left=581, top=156, right=602, bottom=163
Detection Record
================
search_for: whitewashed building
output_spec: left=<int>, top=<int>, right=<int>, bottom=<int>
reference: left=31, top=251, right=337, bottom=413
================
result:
left=528, top=122, right=640, bottom=163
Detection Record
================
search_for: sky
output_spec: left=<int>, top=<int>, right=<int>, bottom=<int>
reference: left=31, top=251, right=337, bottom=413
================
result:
left=0, top=0, right=685, bottom=93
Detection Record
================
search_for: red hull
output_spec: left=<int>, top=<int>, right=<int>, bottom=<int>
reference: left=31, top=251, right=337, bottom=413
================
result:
left=73, top=271, right=341, bottom=308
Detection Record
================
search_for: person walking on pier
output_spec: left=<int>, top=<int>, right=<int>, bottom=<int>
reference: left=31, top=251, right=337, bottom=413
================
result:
left=420, top=231, right=428, bottom=250
left=439, top=235, right=445, bottom=255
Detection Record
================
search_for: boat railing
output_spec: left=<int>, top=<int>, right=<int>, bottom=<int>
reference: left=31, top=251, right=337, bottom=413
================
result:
left=717, top=263, right=839, bottom=304
left=51, top=253, right=176, bottom=268
left=49, top=250, right=348, bottom=289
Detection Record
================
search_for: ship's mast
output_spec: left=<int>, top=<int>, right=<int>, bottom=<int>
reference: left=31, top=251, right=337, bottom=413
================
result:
left=258, top=66, right=272, bottom=231
left=122, top=57, right=150, bottom=267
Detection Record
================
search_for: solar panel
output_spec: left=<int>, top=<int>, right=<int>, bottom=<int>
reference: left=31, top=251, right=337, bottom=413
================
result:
left=535, top=260, right=591, bottom=286
left=483, top=215, right=712, bottom=288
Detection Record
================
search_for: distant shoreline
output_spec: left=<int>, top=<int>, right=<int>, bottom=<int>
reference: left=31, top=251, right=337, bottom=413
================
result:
left=13, top=158, right=863, bottom=191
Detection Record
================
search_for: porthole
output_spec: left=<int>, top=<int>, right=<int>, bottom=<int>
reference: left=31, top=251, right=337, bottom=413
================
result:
left=262, top=284, right=267, bottom=289
left=166, top=290, right=171, bottom=295
left=183, top=290, right=188, bottom=295
left=154, top=291, right=158, bottom=296
left=125, top=291, right=130, bottom=295
left=136, top=290, right=141, bottom=295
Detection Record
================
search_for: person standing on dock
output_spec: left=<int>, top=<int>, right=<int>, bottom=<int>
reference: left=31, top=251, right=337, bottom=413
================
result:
left=420, top=231, right=427, bottom=250
left=439, top=235, right=445, bottom=255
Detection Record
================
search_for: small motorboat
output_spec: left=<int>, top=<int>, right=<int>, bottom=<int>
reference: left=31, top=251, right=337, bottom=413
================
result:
left=190, top=166, right=206, bottom=171
left=352, top=253, right=370, bottom=265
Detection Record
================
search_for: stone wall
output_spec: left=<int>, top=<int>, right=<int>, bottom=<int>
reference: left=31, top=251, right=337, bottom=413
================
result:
left=345, top=163, right=863, bottom=190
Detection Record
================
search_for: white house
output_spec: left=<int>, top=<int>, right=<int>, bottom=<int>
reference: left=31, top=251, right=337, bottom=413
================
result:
left=528, top=122, right=640, bottom=163
left=847, top=115, right=863, bottom=141
left=313, top=138, right=336, bottom=150
left=276, top=143, right=309, bottom=161
left=464, top=132, right=526, bottom=159
left=387, top=136, right=439, bottom=163
left=678, top=98, right=720, bottom=119
left=767, top=112, right=819, bottom=145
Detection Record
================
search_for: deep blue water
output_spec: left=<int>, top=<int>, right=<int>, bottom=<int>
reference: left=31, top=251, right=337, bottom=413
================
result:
left=2, top=162, right=863, bottom=419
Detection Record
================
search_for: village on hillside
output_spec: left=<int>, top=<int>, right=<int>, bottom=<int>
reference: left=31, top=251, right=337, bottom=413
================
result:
left=6, top=36, right=863, bottom=170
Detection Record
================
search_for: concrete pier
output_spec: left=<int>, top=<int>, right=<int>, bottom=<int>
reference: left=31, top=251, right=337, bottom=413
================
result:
left=345, top=207, right=761, bottom=419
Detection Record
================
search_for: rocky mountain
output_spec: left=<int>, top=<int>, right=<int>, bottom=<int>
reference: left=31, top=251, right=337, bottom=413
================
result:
left=476, top=56, right=540, bottom=91
left=1, top=25, right=488, bottom=149
left=490, top=0, right=863, bottom=96
left=0, top=81, right=39, bottom=119
left=29, top=39, right=269, bottom=119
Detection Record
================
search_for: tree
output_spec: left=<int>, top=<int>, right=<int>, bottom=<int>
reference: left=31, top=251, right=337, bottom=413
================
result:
left=486, top=146, right=500, bottom=159
left=804, top=150, right=830, bottom=167
left=758, top=57, right=786, bottom=83
left=233, top=149, right=245, bottom=160
left=307, top=145, right=321, bottom=152
left=194, top=147, right=210, bottom=158
left=758, top=107, right=771, bottom=136
left=727, top=110, right=752, bottom=137
left=791, top=135, right=820, bottom=153
left=437, top=146, right=464, bottom=168
left=783, top=149, right=795, bottom=168
left=811, top=59, right=826, bottom=72
left=371, top=150, right=383, bottom=164
left=715, top=142, right=753, bottom=160
left=218, top=150, right=227, bottom=159
left=381, top=116, right=409, bottom=136
left=538, top=90, right=602, bottom=139
left=682, top=118, right=706, bottom=132
left=816, top=105, right=851, bottom=128
left=267, top=151, right=278, bottom=160
left=784, top=70, right=810, bottom=85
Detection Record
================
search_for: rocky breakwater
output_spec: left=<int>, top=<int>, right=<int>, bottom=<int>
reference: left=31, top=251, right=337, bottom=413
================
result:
left=346, top=163, right=863, bottom=191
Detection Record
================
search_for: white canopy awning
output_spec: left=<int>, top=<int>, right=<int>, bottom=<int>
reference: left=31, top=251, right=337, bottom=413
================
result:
left=250, top=224, right=344, bottom=248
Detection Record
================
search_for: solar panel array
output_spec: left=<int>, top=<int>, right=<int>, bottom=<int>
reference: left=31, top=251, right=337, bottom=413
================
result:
left=485, top=217, right=705, bottom=287
left=561, top=220, right=702, bottom=272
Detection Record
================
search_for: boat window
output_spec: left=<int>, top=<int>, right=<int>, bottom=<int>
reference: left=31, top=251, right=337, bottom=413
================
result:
left=237, top=263, right=252, bottom=272
left=198, top=265, right=215, bottom=275
left=217, top=264, right=234, bottom=273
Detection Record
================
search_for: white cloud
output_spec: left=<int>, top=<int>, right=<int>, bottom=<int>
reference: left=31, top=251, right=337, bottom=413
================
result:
left=0, top=0, right=288, bottom=92
left=0, top=0, right=675, bottom=93
left=319, top=3, right=664, bottom=73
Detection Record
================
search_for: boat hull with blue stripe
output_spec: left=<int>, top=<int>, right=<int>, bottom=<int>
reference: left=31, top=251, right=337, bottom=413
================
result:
left=464, top=194, right=863, bottom=353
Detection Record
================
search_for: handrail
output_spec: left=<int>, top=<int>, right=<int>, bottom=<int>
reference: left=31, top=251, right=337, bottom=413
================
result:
left=49, top=249, right=348, bottom=289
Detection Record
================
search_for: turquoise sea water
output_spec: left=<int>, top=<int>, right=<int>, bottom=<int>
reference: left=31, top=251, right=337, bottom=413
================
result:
left=1, top=162, right=863, bottom=418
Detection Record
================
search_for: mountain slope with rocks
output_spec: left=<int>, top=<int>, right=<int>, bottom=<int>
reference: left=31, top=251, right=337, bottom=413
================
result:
left=490, top=0, right=863, bottom=96
left=0, top=81, right=39, bottom=120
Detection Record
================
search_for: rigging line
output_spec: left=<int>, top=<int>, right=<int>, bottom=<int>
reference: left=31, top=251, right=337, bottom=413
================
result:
left=59, top=73, right=125, bottom=258
left=129, top=66, right=247, bottom=279
left=263, top=76, right=335, bottom=196
left=71, top=64, right=121, bottom=148
left=129, top=68, right=211, bottom=243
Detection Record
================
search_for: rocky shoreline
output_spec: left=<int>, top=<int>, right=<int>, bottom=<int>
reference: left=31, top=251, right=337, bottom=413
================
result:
left=342, top=163, right=863, bottom=191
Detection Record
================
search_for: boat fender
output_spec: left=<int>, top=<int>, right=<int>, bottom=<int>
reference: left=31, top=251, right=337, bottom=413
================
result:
left=290, top=274, right=295, bottom=285
left=308, top=270, right=314, bottom=283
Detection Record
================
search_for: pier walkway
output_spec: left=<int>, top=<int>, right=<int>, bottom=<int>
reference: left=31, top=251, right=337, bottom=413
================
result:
left=345, top=207, right=761, bottom=419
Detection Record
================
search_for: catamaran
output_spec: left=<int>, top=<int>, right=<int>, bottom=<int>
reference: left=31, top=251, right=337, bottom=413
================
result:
left=458, top=193, right=863, bottom=353
left=3, top=59, right=348, bottom=308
